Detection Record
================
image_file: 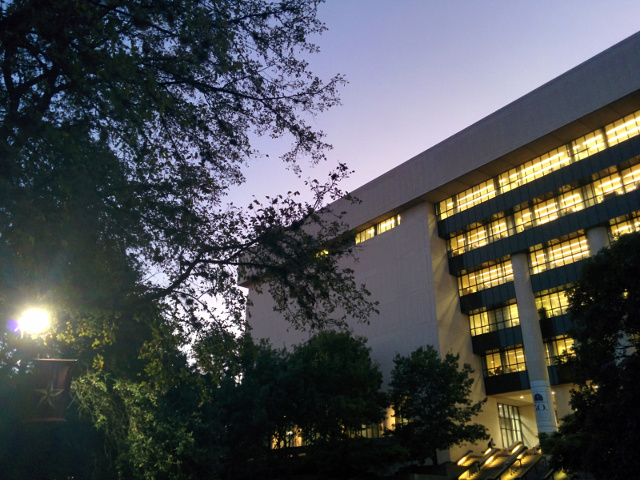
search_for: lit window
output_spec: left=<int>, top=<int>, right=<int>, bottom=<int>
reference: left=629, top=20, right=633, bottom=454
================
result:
left=483, top=346, right=526, bottom=376
left=529, top=234, right=590, bottom=275
left=535, top=289, right=570, bottom=319
left=610, top=209, right=640, bottom=237
left=458, top=259, right=513, bottom=296
left=469, top=302, right=519, bottom=336
left=354, top=215, right=401, bottom=245
left=436, top=109, right=640, bottom=221
left=355, top=227, right=375, bottom=245
left=545, top=336, right=576, bottom=366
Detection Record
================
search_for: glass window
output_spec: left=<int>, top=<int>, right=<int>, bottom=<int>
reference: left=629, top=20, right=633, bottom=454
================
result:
left=592, top=167, right=624, bottom=201
left=483, top=346, right=526, bottom=376
left=535, top=289, right=570, bottom=319
left=558, top=190, right=584, bottom=214
left=498, top=404, right=523, bottom=448
left=610, top=210, right=640, bottom=238
left=436, top=109, right=640, bottom=221
left=606, top=111, right=640, bottom=147
left=529, top=234, right=590, bottom=275
left=513, top=205, right=533, bottom=233
left=469, top=302, right=519, bottom=336
left=504, top=347, right=526, bottom=373
left=620, top=162, right=640, bottom=192
left=545, top=336, right=576, bottom=366
left=355, top=227, right=375, bottom=245
left=489, top=216, right=510, bottom=240
left=354, top=215, right=401, bottom=245
left=484, top=350, right=503, bottom=376
left=377, top=216, right=396, bottom=235
left=466, top=224, right=488, bottom=250
left=534, top=198, right=559, bottom=226
left=458, top=259, right=513, bottom=296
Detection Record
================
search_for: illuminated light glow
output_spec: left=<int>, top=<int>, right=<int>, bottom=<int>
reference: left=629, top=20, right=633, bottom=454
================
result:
left=520, top=153, right=569, bottom=182
left=606, top=117, right=640, bottom=135
left=583, top=135, right=603, bottom=146
left=457, top=184, right=494, bottom=204
left=18, top=308, right=51, bottom=335
left=520, top=152, right=566, bottom=175
left=440, top=109, right=640, bottom=220
left=608, top=124, right=640, bottom=142
left=457, top=188, right=496, bottom=210
left=597, top=177, right=623, bottom=190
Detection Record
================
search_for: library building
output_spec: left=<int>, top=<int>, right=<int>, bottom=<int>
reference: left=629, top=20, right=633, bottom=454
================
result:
left=245, top=31, right=640, bottom=463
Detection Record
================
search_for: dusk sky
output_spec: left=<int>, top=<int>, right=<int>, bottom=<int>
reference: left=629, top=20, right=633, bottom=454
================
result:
left=231, top=1, right=640, bottom=208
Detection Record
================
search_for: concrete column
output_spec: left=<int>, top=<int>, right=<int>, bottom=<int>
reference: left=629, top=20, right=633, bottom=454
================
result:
left=511, top=253, right=558, bottom=434
left=586, top=225, right=610, bottom=256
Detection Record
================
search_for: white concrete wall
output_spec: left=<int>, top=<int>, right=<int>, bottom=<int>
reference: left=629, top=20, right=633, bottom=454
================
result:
left=248, top=201, right=442, bottom=383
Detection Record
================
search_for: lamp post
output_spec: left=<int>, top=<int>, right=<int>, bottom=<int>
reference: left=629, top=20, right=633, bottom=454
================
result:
left=13, top=306, right=76, bottom=422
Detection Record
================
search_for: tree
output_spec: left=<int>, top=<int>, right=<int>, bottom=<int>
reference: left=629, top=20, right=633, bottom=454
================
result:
left=389, top=346, right=488, bottom=466
left=540, top=232, right=640, bottom=480
left=0, top=1, right=377, bottom=477
left=217, top=331, right=388, bottom=479
left=288, top=330, right=387, bottom=444
left=216, top=336, right=297, bottom=479
left=0, top=0, right=374, bottom=362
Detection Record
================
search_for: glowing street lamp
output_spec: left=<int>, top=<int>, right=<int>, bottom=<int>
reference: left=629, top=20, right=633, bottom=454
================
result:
left=17, top=308, right=51, bottom=338
left=11, top=307, right=76, bottom=421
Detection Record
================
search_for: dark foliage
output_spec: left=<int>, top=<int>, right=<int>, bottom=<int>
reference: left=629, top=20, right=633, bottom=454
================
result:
left=541, top=232, right=640, bottom=480
left=389, top=345, right=488, bottom=466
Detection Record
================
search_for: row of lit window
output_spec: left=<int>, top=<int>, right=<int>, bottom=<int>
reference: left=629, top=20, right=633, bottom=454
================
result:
left=610, top=210, right=640, bottom=238
left=469, top=289, right=569, bottom=337
left=347, top=423, right=384, bottom=439
left=482, top=336, right=575, bottom=377
left=469, top=302, right=519, bottom=336
left=459, top=233, right=586, bottom=297
left=535, top=288, right=570, bottom=319
left=545, top=335, right=575, bottom=366
left=484, top=346, right=526, bottom=376
left=448, top=158, right=640, bottom=256
left=458, top=259, right=513, bottom=296
left=437, top=109, right=640, bottom=219
left=529, top=234, right=590, bottom=275
left=354, top=215, right=401, bottom=245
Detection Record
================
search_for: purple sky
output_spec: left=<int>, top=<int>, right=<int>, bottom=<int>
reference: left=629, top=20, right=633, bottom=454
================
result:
left=230, top=1, right=640, bottom=208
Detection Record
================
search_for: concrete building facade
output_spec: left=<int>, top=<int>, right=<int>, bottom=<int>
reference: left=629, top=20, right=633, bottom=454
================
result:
left=246, top=32, right=640, bottom=459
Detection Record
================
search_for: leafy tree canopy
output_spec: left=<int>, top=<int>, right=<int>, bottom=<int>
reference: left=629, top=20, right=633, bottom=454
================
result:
left=389, top=345, right=488, bottom=466
left=288, top=330, right=387, bottom=443
left=0, top=0, right=376, bottom=368
left=217, top=331, right=388, bottom=478
left=541, top=232, right=640, bottom=480
left=0, top=1, right=378, bottom=477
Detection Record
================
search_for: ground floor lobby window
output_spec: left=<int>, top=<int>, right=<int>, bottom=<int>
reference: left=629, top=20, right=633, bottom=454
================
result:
left=498, top=403, right=523, bottom=447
